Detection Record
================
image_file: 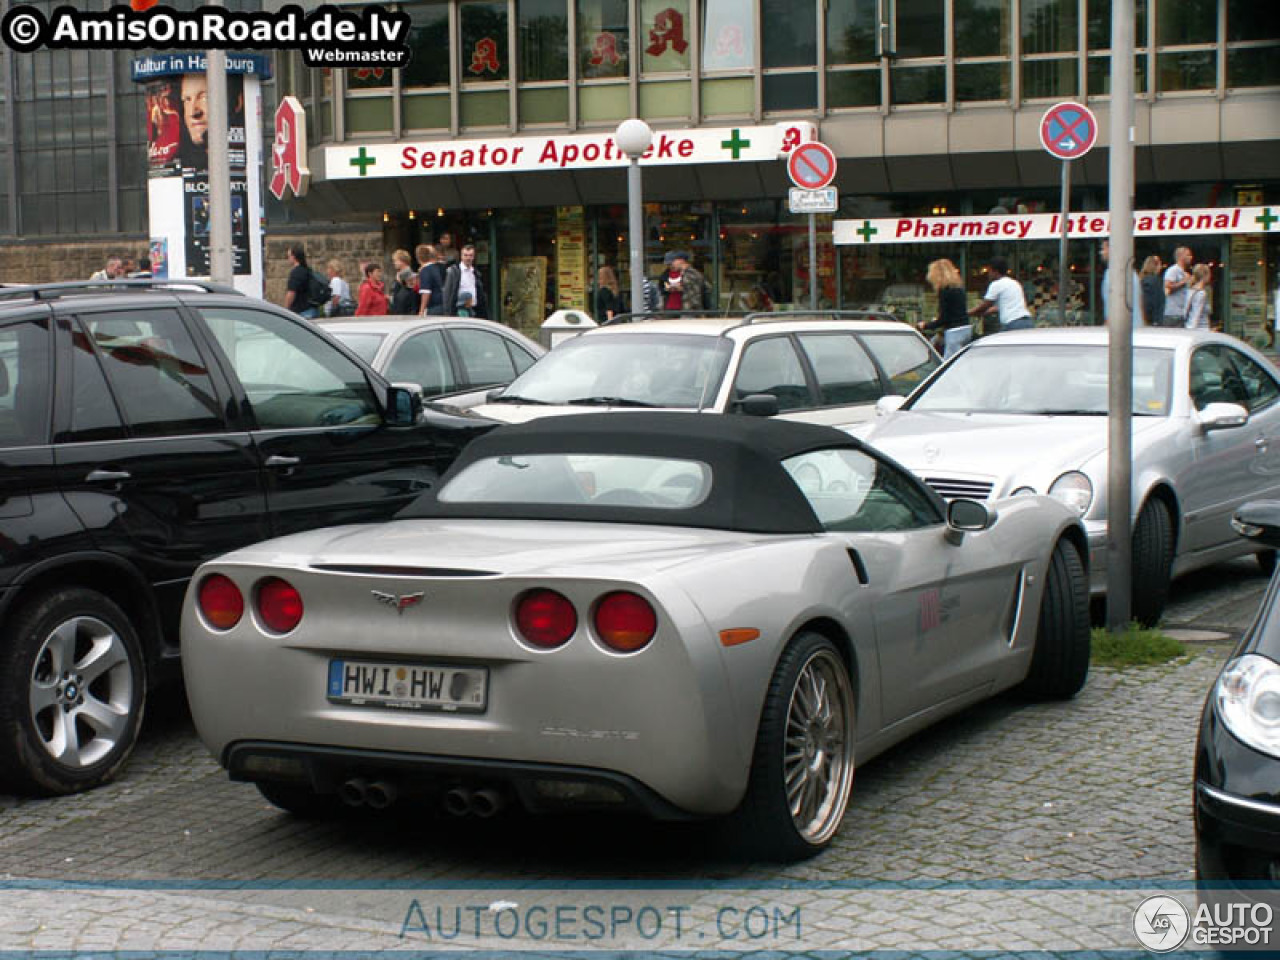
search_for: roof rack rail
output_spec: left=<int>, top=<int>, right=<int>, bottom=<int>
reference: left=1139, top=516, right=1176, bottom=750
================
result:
left=604, top=310, right=748, bottom=326
left=0, top=279, right=245, bottom=302
left=741, top=309, right=903, bottom=325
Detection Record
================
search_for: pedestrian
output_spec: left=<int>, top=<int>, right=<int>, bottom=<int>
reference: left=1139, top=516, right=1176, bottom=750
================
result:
left=436, top=231, right=459, bottom=266
left=1100, top=240, right=1142, bottom=329
left=442, top=243, right=487, bottom=317
left=90, top=256, right=122, bottom=281
left=415, top=244, right=446, bottom=315
left=392, top=248, right=413, bottom=278
left=390, top=267, right=419, bottom=315
left=660, top=251, right=706, bottom=312
left=919, top=258, right=971, bottom=357
left=1162, top=246, right=1194, bottom=327
left=1185, top=264, right=1213, bottom=330
left=595, top=265, right=621, bottom=323
left=284, top=243, right=318, bottom=318
left=325, top=258, right=355, bottom=316
left=968, top=256, right=1033, bottom=334
left=1140, top=255, right=1165, bottom=327
left=356, top=261, right=389, bottom=315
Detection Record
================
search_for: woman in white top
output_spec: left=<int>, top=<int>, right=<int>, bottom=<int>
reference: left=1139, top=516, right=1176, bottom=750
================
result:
left=1185, top=263, right=1212, bottom=331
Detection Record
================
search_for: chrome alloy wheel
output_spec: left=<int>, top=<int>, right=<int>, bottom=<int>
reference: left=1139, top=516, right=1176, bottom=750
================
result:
left=29, top=616, right=135, bottom=768
left=782, top=648, right=855, bottom=845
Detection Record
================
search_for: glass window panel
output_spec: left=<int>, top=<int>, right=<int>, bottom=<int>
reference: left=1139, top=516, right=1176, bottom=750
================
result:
left=763, top=72, right=816, bottom=111
left=460, top=89, right=510, bottom=126
left=345, top=97, right=393, bottom=134
left=639, top=79, right=691, bottom=117
left=462, top=2, right=510, bottom=83
left=66, top=324, right=125, bottom=444
left=1087, top=53, right=1148, bottom=94
left=827, top=0, right=877, bottom=64
left=1022, top=0, right=1078, bottom=54
left=1228, top=46, right=1280, bottom=88
left=1087, top=0, right=1147, bottom=51
left=1157, top=50, right=1216, bottom=91
left=703, top=0, right=756, bottom=71
left=641, top=0, right=692, bottom=74
left=828, top=69, right=881, bottom=107
left=0, top=319, right=52, bottom=446
left=1157, top=0, right=1216, bottom=46
left=578, top=82, right=629, bottom=121
left=119, top=188, right=146, bottom=235
left=386, top=331, right=456, bottom=396
left=578, top=0, right=630, bottom=79
left=956, top=0, right=1011, bottom=57
left=701, top=76, right=754, bottom=113
left=733, top=336, right=811, bottom=411
left=347, top=67, right=393, bottom=90
left=452, top=329, right=517, bottom=386
left=1022, top=57, right=1079, bottom=97
left=897, top=0, right=944, bottom=58
left=797, top=334, right=881, bottom=406
left=404, top=3, right=451, bottom=88
left=891, top=65, right=945, bottom=104
left=518, top=87, right=569, bottom=123
left=1228, top=0, right=1280, bottom=43
left=519, top=0, right=569, bottom=81
left=762, top=0, right=815, bottom=67
left=956, top=62, right=1011, bottom=100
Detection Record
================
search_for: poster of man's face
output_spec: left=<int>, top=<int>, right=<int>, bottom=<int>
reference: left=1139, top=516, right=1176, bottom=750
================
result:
left=181, top=73, right=208, bottom=148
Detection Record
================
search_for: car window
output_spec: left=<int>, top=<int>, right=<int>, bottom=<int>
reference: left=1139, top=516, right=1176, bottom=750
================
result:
left=1224, top=348, right=1280, bottom=413
left=329, top=331, right=385, bottom=365
left=84, top=309, right=224, bottom=438
left=384, top=330, right=455, bottom=396
left=734, top=336, right=811, bottom=411
left=199, top=307, right=380, bottom=430
left=856, top=332, right=939, bottom=395
left=508, top=340, right=537, bottom=374
left=1190, top=346, right=1250, bottom=412
left=440, top=454, right=712, bottom=509
left=796, top=333, right=882, bottom=406
left=63, top=326, right=126, bottom=443
left=783, top=447, right=941, bottom=532
left=0, top=317, right=51, bottom=447
left=451, top=328, right=517, bottom=386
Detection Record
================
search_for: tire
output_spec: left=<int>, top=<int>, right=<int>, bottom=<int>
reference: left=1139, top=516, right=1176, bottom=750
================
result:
left=730, top=632, right=856, bottom=861
left=1018, top=539, right=1090, bottom=700
left=1131, top=498, right=1175, bottom=627
left=0, top=588, right=146, bottom=795
left=1258, top=550, right=1277, bottom=578
left=255, top=781, right=343, bottom=818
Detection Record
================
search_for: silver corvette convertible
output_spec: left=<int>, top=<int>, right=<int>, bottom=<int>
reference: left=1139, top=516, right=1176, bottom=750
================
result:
left=182, top=413, right=1089, bottom=860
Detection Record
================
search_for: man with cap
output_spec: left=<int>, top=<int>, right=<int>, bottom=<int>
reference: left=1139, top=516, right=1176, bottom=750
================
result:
left=660, top=250, right=706, bottom=312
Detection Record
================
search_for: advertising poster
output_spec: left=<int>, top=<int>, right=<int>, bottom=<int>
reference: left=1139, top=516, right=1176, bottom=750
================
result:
left=1231, top=187, right=1267, bottom=347
left=148, top=237, right=168, bottom=279
left=500, top=257, right=549, bottom=336
left=145, top=78, right=181, bottom=177
left=185, top=174, right=251, bottom=277
left=556, top=206, right=588, bottom=312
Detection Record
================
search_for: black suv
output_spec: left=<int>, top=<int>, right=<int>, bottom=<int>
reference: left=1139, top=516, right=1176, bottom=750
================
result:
left=0, top=281, right=491, bottom=795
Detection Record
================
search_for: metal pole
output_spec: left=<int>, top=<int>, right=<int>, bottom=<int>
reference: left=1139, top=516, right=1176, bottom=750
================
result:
left=1107, top=0, right=1136, bottom=630
left=809, top=213, right=817, bottom=309
left=206, top=48, right=233, bottom=284
left=628, top=158, right=644, bottom=315
left=1057, top=160, right=1071, bottom=325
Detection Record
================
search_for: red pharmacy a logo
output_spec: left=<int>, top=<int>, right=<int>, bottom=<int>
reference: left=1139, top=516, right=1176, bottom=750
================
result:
left=131, top=0, right=160, bottom=11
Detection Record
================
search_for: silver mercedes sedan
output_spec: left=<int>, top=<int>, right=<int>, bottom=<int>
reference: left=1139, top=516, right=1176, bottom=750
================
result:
left=862, top=328, right=1280, bottom=626
left=181, top=413, right=1087, bottom=861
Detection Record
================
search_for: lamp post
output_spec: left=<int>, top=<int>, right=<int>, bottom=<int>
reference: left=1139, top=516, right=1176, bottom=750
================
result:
left=615, top=118, right=653, bottom=316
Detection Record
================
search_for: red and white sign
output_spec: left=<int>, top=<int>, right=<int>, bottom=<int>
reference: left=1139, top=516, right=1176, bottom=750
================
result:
left=269, top=96, right=310, bottom=201
left=1039, top=102, right=1098, bottom=161
left=787, top=141, right=837, bottom=190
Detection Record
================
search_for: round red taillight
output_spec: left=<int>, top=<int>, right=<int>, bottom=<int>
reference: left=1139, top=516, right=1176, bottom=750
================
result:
left=515, top=589, right=577, bottom=649
left=256, top=577, right=304, bottom=634
left=594, top=592, right=657, bottom=653
left=198, top=574, right=243, bottom=630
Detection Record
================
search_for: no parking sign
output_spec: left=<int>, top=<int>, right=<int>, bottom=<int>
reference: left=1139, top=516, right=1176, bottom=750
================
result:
left=1040, top=102, right=1098, bottom=161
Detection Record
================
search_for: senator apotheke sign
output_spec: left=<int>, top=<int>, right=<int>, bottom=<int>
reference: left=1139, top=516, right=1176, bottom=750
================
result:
left=834, top=206, right=1280, bottom=245
left=324, top=122, right=815, bottom=180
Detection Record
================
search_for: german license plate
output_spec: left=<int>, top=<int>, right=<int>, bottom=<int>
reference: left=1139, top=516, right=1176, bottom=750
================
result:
left=327, top=660, right=487, bottom=713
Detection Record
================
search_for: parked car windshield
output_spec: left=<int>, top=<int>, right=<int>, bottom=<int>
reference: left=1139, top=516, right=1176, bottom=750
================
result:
left=439, top=454, right=713, bottom=509
left=491, top=333, right=733, bottom=408
left=908, top=344, right=1174, bottom=416
left=328, top=331, right=385, bottom=365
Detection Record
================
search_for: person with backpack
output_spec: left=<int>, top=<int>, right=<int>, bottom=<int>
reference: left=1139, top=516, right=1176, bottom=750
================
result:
left=284, top=243, right=320, bottom=318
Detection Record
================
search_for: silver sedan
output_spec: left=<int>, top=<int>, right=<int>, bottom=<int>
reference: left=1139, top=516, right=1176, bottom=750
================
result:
left=863, top=327, right=1280, bottom=626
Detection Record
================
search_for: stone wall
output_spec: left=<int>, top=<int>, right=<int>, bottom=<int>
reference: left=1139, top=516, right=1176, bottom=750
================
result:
left=263, top=229, right=385, bottom=308
left=0, top=239, right=150, bottom=284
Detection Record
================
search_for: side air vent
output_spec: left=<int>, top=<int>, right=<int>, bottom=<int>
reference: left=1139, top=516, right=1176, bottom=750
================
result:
left=309, top=565, right=497, bottom=577
left=923, top=477, right=995, bottom=501
left=846, top=549, right=869, bottom=585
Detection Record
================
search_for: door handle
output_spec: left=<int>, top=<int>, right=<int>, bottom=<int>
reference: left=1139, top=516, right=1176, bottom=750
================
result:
left=85, top=469, right=131, bottom=483
left=265, top=455, right=301, bottom=468
left=1257, top=437, right=1270, bottom=452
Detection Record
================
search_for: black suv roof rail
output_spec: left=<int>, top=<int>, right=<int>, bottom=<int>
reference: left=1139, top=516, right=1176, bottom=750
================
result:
left=0, top=278, right=245, bottom=302
left=604, top=310, right=748, bottom=326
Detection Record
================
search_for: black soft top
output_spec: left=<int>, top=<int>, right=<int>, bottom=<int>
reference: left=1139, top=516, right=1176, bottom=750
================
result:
left=398, top=412, right=866, bottom=534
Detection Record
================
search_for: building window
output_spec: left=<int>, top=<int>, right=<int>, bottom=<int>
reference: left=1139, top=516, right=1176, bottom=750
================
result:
left=762, top=0, right=816, bottom=110
left=954, top=0, right=1010, bottom=102
left=702, top=0, right=755, bottom=72
left=827, top=0, right=878, bottom=108
left=578, top=0, right=630, bottom=80
left=519, top=0, right=570, bottom=123
left=640, top=0, right=692, bottom=74
left=1226, top=0, right=1280, bottom=89
left=1155, top=0, right=1216, bottom=92
left=462, top=1, right=511, bottom=82
left=404, top=3, right=451, bottom=88
left=1086, top=0, right=1148, bottom=95
left=1022, top=0, right=1078, bottom=98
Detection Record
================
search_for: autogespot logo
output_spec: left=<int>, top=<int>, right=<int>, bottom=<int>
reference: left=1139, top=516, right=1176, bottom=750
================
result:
left=1133, top=895, right=1191, bottom=952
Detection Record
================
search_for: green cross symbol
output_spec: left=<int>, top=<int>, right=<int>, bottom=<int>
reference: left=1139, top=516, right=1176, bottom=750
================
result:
left=1257, top=207, right=1279, bottom=231
left=856, top=220, right=878, bottom=243
left=720, top=128, right=751, bottom=160
left=350, top=147, right=377, bottom=177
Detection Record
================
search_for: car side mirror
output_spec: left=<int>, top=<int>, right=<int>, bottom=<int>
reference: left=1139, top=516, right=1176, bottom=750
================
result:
left=1233, top=501, right=1280, bottom=548
left=384, top=384, right=422, bottom=426
left=738, top=393, right=779, bottom=417
left=1199, top=402, right=1249, bottom=432
left=876, top=395, right=907, bottom=417
left=945, top=498, right=994, bottom=544
left=486, top=387, right=505, bottom=402
left=392, top=381, right=425, bottom=399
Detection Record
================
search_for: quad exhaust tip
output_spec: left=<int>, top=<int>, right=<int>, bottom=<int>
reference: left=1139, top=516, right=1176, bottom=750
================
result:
left=443, top=785, right=506, bottom=817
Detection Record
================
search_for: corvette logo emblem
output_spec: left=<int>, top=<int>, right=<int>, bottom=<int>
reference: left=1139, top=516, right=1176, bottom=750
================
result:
left=371, top=590, right=425, bottom=614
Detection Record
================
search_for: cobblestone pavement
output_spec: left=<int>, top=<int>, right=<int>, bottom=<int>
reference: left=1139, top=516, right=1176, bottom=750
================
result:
left=0, top=559, right=1270, bottom=953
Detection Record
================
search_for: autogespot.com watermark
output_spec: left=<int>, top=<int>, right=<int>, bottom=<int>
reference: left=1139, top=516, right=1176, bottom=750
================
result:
left=0, top=4, right=410, bottom=68
left=1133, top=894, right=1274, bottom=952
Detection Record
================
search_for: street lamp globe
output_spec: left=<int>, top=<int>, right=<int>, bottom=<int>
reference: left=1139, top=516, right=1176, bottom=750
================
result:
left=615, top=118, right=653, bottom=159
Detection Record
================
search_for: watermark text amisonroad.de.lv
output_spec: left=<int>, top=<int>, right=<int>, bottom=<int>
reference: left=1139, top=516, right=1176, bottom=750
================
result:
left=0, top=4, right=412, bottom=68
